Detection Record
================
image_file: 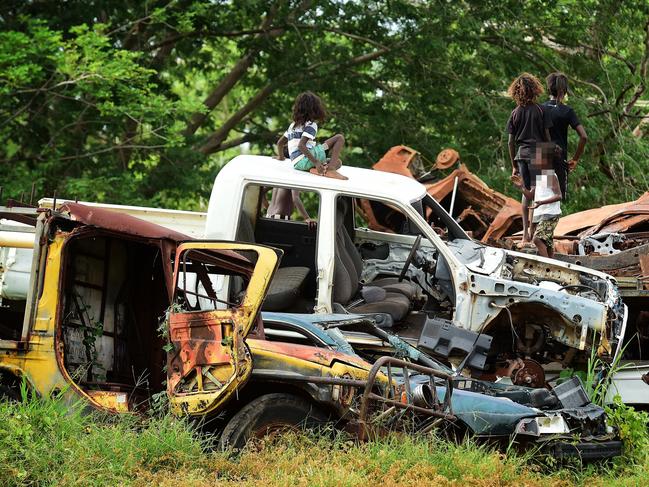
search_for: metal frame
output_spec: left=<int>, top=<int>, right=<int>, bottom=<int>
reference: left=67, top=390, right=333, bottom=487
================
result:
left=253, top=355, right=456, bottom=440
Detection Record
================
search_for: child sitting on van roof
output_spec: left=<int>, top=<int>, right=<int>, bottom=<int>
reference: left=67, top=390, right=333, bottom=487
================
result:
left=276, top=91, right=347, bottom=180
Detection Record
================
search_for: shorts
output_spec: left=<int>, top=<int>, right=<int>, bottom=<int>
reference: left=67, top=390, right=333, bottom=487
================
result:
left=293, top=144, right=327, bottom=171
left=516, top=160, right=532, bottom=190
left=534, top=216, right=560, bottom=249
left=552, top=157, right=568, bottom=201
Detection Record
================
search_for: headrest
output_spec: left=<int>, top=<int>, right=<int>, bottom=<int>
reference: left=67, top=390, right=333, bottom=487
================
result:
left=336, top=198, right=350, bottom=227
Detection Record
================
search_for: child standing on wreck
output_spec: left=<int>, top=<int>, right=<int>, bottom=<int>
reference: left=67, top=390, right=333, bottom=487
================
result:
left=506, top=73, right=553, bottom=242
left=512, top=144, right=562, bottom=258
left=276, top=91, right=347, bottom=180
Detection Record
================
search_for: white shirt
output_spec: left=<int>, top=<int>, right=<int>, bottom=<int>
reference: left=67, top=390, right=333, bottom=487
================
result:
left=284, top=121, right=317, bottom=162
left=532, top=170, right=562, bottom=222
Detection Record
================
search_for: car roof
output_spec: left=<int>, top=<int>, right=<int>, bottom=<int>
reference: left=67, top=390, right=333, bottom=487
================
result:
left=217, top=155, right=427, bottom=203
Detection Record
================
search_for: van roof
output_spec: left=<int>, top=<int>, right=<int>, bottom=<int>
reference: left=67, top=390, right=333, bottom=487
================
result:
left=217, top=155, right=427, bottom=203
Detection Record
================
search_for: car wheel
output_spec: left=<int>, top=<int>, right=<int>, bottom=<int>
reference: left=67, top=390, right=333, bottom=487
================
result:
left=0, top=384, right=20, bottom=402
left=218, top=393, right=328, bottom=450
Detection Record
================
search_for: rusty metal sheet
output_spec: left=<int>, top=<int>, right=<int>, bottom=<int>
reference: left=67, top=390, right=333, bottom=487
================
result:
left=591, top=210, right=649, bottom=235
left=372, top=145, right=423, bottom=178
left=423, top=165, right=522, bottom=242
left=60, top=202, right=190, bottom=242
left=555, top=192, right=649, bottom=236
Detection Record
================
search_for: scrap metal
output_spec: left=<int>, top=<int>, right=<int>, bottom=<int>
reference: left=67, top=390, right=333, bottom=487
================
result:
left=369, top=146, right=523, bottom=242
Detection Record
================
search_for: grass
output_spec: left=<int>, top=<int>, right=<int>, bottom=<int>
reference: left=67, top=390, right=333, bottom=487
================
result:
left=1, top=394, right=648, bottom=487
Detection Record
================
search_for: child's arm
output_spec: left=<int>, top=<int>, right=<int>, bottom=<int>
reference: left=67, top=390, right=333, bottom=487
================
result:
left=508, top=134, right=517, bottom=175
left=511, top=174, right=534, bottom=200
left=530, top=176, right=562, bottom=209
left=569, top=124, right=588, bottom=171
left=275, top=135, right=288, bottom=160
left=298, top=136, right=324, bottom=173
left=291, top=190, right=311, bottom=221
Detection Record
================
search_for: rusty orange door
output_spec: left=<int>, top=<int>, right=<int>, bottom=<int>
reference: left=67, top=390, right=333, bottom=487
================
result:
left=166, top=242, right=279, bottom=416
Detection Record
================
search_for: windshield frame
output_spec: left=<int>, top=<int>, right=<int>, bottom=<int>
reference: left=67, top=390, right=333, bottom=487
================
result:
left=415, top=194, right=470, bottom=241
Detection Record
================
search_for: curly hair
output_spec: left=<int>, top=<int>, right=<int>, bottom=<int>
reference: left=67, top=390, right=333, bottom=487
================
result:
left=292, top=91, right=326, bottom=126
left=507, top=73, right=544, bottom=106
left=546, top=72, right=569, bottom=98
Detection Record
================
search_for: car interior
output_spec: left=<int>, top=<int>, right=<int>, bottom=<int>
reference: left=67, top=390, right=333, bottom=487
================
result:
left=236, top=184, right=320, bottom=313
left=59, top=232, right=168, bottom=409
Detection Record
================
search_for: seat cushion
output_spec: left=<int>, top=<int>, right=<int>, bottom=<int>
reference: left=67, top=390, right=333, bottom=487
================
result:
left=371, top=277, right=418, bottom=300
left=350, top=292, right=410, bottom=322
left=262, top=266, right=310, bottom=311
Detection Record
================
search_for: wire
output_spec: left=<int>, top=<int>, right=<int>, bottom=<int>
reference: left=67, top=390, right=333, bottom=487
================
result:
left=490, top=302, right=520, bottom=353
left=557, top=284, right=603, bottom=302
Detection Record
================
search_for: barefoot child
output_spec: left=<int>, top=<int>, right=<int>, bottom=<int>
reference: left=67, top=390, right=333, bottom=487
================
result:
left=276, top=91, right=347, bottom=180
left=506, top=73, right=553, bottom=242
left=511, top=144, right=562, bottom=258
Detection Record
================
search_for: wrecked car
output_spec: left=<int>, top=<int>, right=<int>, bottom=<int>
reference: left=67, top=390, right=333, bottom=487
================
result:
left=196, top=156, right=626, bottom=389
left=0, top=203, right=459, bottom=448
left=368, top=147, right=647, bottom=404
left=27, top=154, right=628, bottom=394
left=262, top=312, right=622, bottom=460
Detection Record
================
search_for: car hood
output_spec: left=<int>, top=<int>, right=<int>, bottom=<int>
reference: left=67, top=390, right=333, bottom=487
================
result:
left=247, top=338, right=371, bottom=371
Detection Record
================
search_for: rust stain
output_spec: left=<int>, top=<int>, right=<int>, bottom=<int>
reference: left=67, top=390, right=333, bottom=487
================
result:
left=369, top=146, right=522, bottom=243
left=554, top=193, right=649, bottom=236
left=247, top=339, right=371, bottom=369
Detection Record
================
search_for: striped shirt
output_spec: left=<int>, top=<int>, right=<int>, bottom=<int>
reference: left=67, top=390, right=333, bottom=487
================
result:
left=284, top=121, right=317, bottom=162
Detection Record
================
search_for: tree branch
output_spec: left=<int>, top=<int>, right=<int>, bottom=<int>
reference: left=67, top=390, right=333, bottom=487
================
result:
left=183, top=1, right=313, bottom=137
left=198, top=83, right=277, bottom=154
left=198, top=44, right=394, bottom=155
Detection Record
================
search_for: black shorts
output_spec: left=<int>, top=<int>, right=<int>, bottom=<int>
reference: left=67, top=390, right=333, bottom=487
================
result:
left=553, top=157, right=568, bottom=201
left=517, top=160, right=533, bottom=190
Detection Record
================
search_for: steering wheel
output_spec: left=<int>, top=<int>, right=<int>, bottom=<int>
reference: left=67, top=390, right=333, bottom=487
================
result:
left=399, top=235, right=422, bottom=282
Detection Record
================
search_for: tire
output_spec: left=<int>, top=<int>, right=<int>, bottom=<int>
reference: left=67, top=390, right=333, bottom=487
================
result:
left=0, top=384, right=20, bottom=402
left=218, top=393, right=329, bottom=450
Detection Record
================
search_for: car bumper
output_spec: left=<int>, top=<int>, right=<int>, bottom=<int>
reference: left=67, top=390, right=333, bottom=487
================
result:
left=542, top=440, right=622, bottom=461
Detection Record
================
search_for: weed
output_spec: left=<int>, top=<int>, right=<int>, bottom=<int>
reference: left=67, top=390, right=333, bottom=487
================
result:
left=605, top=394, right=649, bottom=466
left=2, top=394, right=649, bottom=486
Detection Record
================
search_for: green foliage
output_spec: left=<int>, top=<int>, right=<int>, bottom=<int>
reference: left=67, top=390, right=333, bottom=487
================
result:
left=1, top=1, right=648, bottom=213
left=0, top=392, right=204, bottom=486
left=605, top=394, right=649, bottom=466
left=2, top=393, right=649, bottom=486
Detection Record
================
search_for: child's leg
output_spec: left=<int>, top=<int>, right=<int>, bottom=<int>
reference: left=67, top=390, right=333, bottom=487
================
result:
left=519, top=161, right=532, bottom=242
left=320, top=134, right=347, bottom=180
left=323, top=134, right=345, bottom=168
left=533, top=237, right=548, bottom=257
left=521, top=196, right=530, bottom=242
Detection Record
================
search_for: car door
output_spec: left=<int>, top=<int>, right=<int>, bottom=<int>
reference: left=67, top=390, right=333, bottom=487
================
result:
left=166, top=242, right=279, bottom=416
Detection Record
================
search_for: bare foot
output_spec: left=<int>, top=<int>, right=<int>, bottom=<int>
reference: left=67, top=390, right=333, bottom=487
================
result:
left=324, top=170, right=348, bottom=180
left=308, top=167, right=325, bottom=176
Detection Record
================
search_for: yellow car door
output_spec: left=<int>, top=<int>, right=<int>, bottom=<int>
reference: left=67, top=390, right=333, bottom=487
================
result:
left=166, top=242, right=279, bottom=416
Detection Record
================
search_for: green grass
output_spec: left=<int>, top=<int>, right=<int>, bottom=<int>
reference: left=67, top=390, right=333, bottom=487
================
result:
left=1, top=394, right=648, bottom=487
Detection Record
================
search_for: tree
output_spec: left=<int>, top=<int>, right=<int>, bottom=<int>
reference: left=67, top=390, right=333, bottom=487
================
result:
left=1, top=0, right=648, bottom=213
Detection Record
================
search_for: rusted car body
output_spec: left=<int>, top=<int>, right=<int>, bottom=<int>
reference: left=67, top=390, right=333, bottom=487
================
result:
left=367, top=145, right=523, bottom=242
left=552, top=192, right=649, bottom=279
left=0, top=203, right=456, bottom=445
